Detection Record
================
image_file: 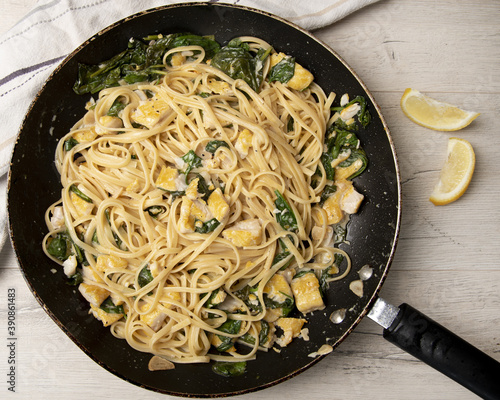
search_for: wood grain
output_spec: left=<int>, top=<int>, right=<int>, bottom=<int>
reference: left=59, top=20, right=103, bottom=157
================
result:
left=1, top=0, right=499, bottom=399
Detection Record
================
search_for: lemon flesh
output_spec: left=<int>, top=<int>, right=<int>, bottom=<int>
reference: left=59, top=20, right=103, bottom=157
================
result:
left=401, top=88, right=479, bottom=131
left=429, top=138, right=475, bottom=205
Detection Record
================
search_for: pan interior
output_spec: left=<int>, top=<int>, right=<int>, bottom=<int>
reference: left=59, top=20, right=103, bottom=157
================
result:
left=7, top=3, right=400, bottom=397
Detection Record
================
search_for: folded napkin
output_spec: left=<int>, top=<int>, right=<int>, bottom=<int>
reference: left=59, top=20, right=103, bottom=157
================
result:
left=0, top=0, right=379, bottom=248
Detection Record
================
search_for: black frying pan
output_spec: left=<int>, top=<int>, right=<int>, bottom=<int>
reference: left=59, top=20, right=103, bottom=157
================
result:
left=7, top=3, right=500, bottom=398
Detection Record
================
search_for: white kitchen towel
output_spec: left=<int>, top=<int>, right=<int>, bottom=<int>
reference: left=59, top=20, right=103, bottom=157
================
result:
left=0, top=0, right=379, bottom=248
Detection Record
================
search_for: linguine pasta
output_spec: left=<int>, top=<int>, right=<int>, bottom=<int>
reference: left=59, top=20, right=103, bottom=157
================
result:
left=43, top=35, right=368, bottom=369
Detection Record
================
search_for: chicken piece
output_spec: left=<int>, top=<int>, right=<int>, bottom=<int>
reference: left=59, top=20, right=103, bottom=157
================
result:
left=95, top=254, right=128, bottom=273
left=95, top=115, right=123, bottom=134
left=70, top=191, right=94, bottom=218
left=90, top=304, right=123, bottom=327
left=207, top=188, right=229, bottom=221
left=62, top=255, right=77, bottom=278
left=340, top=185, right=364, bottom=214
left=131, top=98, right=170, bottom=128
left=140, top=303, right=167, bottom=332
left=275, top=317, right=307, bottom=347
left=155, top=166, right=179, bottom=192
left=291, top=271, right=325, bottom=314
left=78, top=283, right=109, bottom=307
left=270, top=52, right=314, bottom=91
left=234, top=129, right=253, bottom=159
left=72, top=127, right=97, bottom=143
left=222, top=219, right=262, bottom=247
left=264, top=273, right=293, bottom=305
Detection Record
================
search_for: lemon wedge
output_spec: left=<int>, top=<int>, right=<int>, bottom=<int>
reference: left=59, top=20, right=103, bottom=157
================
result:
left=429, top=138, right=475, bottom=205
left=401, top=88, right=479, bottom=131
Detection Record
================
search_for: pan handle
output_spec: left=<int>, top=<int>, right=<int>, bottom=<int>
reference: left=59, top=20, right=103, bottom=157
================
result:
left=380, top=302, right=500, bottom=399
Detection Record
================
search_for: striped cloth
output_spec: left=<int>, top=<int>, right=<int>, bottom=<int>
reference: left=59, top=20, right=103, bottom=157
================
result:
left=0, top=0, right=379, bottom=248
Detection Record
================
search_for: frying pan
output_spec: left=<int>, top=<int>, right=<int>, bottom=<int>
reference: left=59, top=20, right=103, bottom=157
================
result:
left=7, top=3, right=500, bottom=398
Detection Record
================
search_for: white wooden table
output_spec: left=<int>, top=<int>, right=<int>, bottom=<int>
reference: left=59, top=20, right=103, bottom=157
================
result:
left=1, top=1, right=499, bottom=399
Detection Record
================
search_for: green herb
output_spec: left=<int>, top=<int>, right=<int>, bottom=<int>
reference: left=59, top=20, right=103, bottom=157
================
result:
left=138, top=265, right=154, bottom=288
left=211, top=361, right=246, bottom=377
left=332, top=95, right=371, bottom=128
left=320, top=152, right=336, bottom=181
left=66, top=270, right=83, bottom=286
left=46, top=234, right=68, bottom=261
left=204, top=288, right=224, bottom=309
left=180, top=150, right=202, bottom=179
left=234, top=285, right=261, bottom=312
left=338, top=148, right=368, bottom=180
left=64, top=138, right=79, bottom=151
left=320, top=184, right=337, bottom=204
left=194, top=174, right=214, bottom=202
left=195, top=218, right=220, bottom=234
left=211, top=39, right=271, bottom=92
left=319, top=254, right=345, bottom=292
left=107, top=97, right=127, bottom=117
left=274, top=190, right=297, bottom=232
left=215, top=319, right=242, bottom=352
left=272, top=250, right=293, bottom=271
left=205, top=140, right=229, bottom=154
left=145, top=205, right=166, bottom=218
left=259, top=320, right=270, bottom=345
left=73, top=33, right=220, bottom=95
left=268, top=56, right=295, bottom=83
left=100, top=297, right=125, bottom=314
left=69, top=184, right=93, bottom=203
left=264, top=291, right=294, bottom=317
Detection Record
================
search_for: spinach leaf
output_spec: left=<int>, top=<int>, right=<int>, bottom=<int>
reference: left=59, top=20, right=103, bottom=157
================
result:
left=320, top=184, right=337, bottom=204
left=205, top=140, right=229, bottom=153
left=46, top=233, right=69, bottom=261
left=268, top=56, right=295, bottom=83
left=204, top=288, right=224, bottom=309
left=73, top=33, right=221, bottom=95
left=180, top=150, right=202, bottom=178
left=64, top=138, right=79, bottom=151
left=319, top=254, right=345, bottom=292
left=274, top=190, right=298, bottom=232
left=194, top=218, right=220, bottom=234
left=334, top=224, right=347, bottom=244
left=107, top=97, right=127, bottom=117
left=259, top=320, right=270, bottom=345
left=211, top=40, right=271, bottom=92
left=234, top=285, right=261, bottom=312
left=66, top=270, right=83, bottom=286
left=338, top=148, right=368, bottom=180
left=138, top=265, right=154, bottom=288
left=169, top=34, right=221, bottom=61
left=216, top=319, right=242, bottom=352
left=145, top=205, right=166, bottom=218
left=69, top=184, right=93, bottom=203
left=320, top=152, right=336, bottom=181
left=264, top=291, right=294, bottom=317
left=212, top=361, right=247, bottom=377
left=195, top=174, right=214, bottom=202
left=100, top=297, right=125, bottom=314
left=329, top=129, right=360, bottom=160
left=272, top=250, right=293, bottom=271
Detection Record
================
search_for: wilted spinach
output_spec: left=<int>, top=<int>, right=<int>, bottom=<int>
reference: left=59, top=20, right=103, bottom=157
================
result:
left=268, top=55, right=295, bottom=84
left=73, top=33, right=221, bottom=95
left=274, top=190, right=298, bottom=232
left=211, top=38, right=271, bottom=92
left=212, top=361, right=246, bottom=377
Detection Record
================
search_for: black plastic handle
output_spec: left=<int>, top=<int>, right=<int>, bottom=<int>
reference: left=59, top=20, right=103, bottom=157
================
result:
left=383, top=303, right=500, bottom=399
